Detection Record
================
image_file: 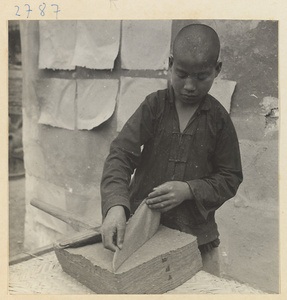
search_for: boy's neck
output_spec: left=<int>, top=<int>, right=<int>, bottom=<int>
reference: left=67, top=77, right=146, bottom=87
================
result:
left=174, top=98, right=200, bottom=133
left=174, top=97, right=201, bottom=110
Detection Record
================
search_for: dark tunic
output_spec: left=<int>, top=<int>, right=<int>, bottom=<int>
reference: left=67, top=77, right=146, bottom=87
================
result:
left=101, top=86, right=243, bottom=246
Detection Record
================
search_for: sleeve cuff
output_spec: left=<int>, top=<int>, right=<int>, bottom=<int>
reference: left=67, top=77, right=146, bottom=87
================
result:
left=102, top=195, right=131, bottom=220
left=186, top=180, right=209, bottom=220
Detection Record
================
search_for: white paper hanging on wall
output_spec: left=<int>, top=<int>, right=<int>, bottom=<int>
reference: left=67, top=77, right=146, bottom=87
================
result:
left=36, top=78, right=76, bottom=130
left=72, top=21, right=121, bottom=70
left=121, top=20, right=172, bottom=70
left=117, top=77, right=167, bottom=132
left=209, top=79, right=237, bottom=113
left=77, top=79, right=119, bottom=130
left=39, top=21, right=77, bottom=70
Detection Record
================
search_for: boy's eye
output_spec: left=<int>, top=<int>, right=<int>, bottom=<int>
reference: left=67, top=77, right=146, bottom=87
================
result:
left=176, top=71, right=187, bottom=78
left=175, top=70, right=210, bottom=80
left=197, top=73, right=210, bottom=80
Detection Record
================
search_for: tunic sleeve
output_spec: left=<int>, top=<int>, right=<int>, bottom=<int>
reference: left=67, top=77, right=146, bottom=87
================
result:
left=186, top=110, right=243, bottom=220
left=101, top=94, right=158, bottom=219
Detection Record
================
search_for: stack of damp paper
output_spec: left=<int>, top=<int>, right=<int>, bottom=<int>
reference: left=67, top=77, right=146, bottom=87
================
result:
left=55, top=225, right=202, bottom=294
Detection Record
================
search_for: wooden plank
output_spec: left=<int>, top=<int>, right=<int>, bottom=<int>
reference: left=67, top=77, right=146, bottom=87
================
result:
left=58, top=229, right=102, bottom=249
left=9, top=244, right=54, bottom=266
left=31, top=198, right=100, bottom=231
left=10, top=229, right=102, bottom=265
left=55, top=225, right=202, bottom=294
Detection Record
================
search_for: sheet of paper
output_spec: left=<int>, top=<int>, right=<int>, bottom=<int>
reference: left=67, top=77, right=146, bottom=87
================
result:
left=38, top=21, right=77, bottom=70
left=209, top=79, right=237, bottom=113
left=77, top=79, right=118, bottom=130
left=121, top=20, right=172, bottom=70
left=117, top=77, right=167, bottom=131
left=36, top=78, right=76, bottom=130
left=72, top=21, right=121, bottom=70
left=113, top=200, right=160, bottom=271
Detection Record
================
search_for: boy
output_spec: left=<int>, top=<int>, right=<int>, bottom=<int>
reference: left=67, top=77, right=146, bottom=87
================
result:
left=100, top=24, right=243, bottom=275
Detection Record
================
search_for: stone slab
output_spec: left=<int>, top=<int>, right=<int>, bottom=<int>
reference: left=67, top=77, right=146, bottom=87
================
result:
left=55, top=225, right=202, bottom=294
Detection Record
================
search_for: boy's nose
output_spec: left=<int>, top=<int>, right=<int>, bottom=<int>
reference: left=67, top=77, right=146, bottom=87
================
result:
left=184, top=77, right=196, bottom=91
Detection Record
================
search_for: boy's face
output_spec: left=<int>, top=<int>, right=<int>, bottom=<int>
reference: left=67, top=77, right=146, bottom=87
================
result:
left=170, top=52, right=221, bottom=106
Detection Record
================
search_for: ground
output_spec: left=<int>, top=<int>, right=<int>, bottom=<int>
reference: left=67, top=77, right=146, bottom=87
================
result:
left=9, top=177, right=26, bottom=257
left=9, top=176, right=278, bottom=293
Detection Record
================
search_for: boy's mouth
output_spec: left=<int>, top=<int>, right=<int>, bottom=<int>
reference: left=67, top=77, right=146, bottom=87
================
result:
left=181, top=94, right=198, bottom=99
left=179, top=94, right=203, bottom=104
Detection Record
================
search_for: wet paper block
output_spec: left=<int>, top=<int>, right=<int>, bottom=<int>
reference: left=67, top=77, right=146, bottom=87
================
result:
left=209, top=79, right=237, bottom=113
left=36, top=78, right=76, bottom=130
left=39, top=21, right=77, bottom=70
left=113, top=200, right=161, bottom=271
left=121, top=20, right=172, bottom=70
left=117, top=77, right=167, bottom=131
left=77, top=79, right=118, bottom=130
left=72, top=21, right=121, bottom=70
left=55, top=225, right=202, bottom=294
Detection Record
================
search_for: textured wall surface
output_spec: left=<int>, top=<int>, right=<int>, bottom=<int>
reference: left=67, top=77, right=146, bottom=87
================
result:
left=20, top=20, right=278, bottom=293
left=172, top=20, right=278, bottom=293
left=21, top=20, right=169, bottom=246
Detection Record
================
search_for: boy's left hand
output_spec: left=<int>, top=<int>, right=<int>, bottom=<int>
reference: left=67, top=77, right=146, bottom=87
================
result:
left=146, top=181, right=191, bottom=213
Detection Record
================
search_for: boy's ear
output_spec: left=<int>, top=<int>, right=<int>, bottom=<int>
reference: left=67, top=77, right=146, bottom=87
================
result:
left=215, top=61, right=222, bottom=77
left=168, top=55, right=174, bottom=69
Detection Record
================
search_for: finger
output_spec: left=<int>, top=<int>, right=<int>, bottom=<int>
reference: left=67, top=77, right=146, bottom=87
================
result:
left=154, top=182, right=169, bottom=190
left=148, top=185, right=170, bottom=198
left=146, top=194, right=170, bottom=205
left=148, top=198, right=175, bottom=209
left=151, top=204, right=174, bottom=213
left=116, top=224, right=126, bottom=250
left=159, top=205, right=174, bottom=213
left=102, top=228, right=118, bottom=252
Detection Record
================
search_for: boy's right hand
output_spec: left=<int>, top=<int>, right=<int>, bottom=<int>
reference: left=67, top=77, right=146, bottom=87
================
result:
left=101, top=205, right=126, bottom=252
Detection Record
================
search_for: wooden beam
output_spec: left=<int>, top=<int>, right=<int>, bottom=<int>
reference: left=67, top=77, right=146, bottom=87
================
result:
left=9, top=244, right=54, bottom=266
left=10, top=229, right=102, bottom=265
left=57, top=229, right=102, bottom=249
left=30, top=198, right=101, bottom=232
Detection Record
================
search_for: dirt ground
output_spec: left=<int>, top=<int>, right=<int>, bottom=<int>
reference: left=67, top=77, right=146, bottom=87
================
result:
left=9, top=177, right=26, bottom=258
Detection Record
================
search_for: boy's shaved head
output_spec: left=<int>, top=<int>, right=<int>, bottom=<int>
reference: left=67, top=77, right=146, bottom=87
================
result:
left=173, top=24, right=220, bottom=65
left=170, top=24, right=222, bottom=107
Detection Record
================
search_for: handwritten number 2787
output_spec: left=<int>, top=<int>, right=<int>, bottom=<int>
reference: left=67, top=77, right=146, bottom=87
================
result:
left=14, top=4, right=60, bottom=19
